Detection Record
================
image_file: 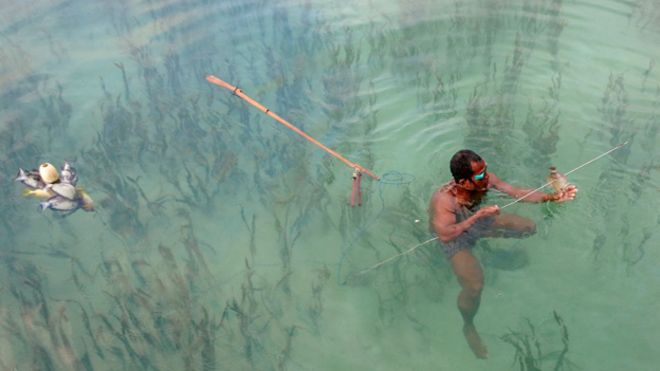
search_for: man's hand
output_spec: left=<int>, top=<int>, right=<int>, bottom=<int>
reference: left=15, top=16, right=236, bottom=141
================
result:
left=552, top=185, right=578, bottom=202
left=476, top=205, right=500, bottom=218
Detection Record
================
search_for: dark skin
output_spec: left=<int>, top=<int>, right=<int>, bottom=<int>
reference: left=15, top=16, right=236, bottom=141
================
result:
left=429, top=160, right=577, bottom=359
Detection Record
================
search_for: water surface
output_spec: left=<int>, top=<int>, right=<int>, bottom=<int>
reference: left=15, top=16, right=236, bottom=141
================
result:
left=1, top=0, right=659, bottom=370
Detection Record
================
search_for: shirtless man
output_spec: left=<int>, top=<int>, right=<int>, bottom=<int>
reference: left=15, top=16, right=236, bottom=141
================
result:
left=429, top=149, right=577, bottom=358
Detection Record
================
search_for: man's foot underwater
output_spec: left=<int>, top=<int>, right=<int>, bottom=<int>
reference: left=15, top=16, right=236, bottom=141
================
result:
left=463, top=323, right=488, bottom=359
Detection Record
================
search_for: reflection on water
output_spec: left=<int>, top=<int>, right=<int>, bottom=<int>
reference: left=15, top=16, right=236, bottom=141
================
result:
left=1, top=0, right=659, bottom=369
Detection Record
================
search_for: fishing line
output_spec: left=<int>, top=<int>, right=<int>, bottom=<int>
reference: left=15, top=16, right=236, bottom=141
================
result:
left=206, top=75, right=421, bottom=283
left=336, top=171, right=415, bottom=285
left=352, top=141, right=629, bottom=278
left=499, top=141, right=628, bottom=209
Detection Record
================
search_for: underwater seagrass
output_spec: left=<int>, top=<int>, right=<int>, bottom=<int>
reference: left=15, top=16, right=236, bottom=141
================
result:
left=500, top=310, right=575, bottom=371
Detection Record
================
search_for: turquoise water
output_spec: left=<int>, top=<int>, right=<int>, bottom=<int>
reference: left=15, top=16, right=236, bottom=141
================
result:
left=1, top=0, right=659, bottom=370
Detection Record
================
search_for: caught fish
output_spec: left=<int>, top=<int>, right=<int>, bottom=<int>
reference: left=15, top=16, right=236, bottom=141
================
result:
left=16, top=161, right=93, bottom=215
left=547, top=166, right=570, bottom=192
left=77, top=189, right=95, bottom=212
left=40, top=196, right=80, bottom=213
left=62, top=162, right=78, bottom=184
left=23, top=188, right=53, bottom=199
left=15, top=168, right=45, bottom=189
left=60, top=162, right=78, bottom=185
left=48, top=183, right=77, bottom=200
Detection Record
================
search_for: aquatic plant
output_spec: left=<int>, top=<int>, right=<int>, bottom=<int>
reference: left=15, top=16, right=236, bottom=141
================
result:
left=500, top=310, right=576, bottom=371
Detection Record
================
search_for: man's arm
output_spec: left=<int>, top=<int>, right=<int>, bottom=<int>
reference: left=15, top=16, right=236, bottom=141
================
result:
left=431, top=193, right=500, bottom=243
left=488, top=172, right=577, bottom=203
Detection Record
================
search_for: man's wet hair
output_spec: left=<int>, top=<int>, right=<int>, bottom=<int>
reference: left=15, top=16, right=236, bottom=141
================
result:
left=450, top=149, right=483, bottom=181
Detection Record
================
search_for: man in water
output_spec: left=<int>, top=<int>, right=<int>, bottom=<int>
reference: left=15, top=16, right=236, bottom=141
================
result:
left=428, top=149, right=577, bottom=358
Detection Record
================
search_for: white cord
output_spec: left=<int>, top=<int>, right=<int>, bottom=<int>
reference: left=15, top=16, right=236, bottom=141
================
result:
left=355, top=141, right=628, bottom=276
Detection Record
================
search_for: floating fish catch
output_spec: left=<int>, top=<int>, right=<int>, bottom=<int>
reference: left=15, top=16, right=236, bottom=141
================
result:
left=14, top=161, right=94, bottom=216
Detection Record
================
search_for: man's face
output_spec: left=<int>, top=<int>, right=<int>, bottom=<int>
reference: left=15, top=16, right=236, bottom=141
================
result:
left=462, top=160, right=488, bottom=191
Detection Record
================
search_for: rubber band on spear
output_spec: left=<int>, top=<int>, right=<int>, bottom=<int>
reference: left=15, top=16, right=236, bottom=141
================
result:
left=206, top=75, right=379, bottom=206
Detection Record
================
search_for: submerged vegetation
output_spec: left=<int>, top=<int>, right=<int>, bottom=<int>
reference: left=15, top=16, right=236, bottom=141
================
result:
left=0, top=0, right=658, bottom=369
left=501, top=311, right=575, bottom=371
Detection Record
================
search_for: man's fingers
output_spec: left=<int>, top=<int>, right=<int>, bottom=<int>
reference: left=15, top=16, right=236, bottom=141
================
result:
left=559, top=187, right=578, bottom=201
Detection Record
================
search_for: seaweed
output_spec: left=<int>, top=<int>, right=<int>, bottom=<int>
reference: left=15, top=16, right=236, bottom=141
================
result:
left=501, top=311, right=577, bottom=371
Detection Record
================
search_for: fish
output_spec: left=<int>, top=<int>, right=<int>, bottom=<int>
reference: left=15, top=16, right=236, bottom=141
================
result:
left=23, top=188, right=53, bottom=199
left=60, top=162, right=78, bottom=185
left=49, top=183, right=77, bottom=200
left=40, top=196, right=80, bottom=213
left=547, top=166, right=570, bottom=192
left=77, top=189, right=95, bottom=211
left=15, top=168, right=45, bottom=189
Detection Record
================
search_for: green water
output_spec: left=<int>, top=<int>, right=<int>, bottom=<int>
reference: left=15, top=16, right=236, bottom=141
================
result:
left=1, top=0, right=659, bottom=370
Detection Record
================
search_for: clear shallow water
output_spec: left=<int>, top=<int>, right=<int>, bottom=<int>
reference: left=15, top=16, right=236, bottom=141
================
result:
left=1, top=0, right=659, bottom=370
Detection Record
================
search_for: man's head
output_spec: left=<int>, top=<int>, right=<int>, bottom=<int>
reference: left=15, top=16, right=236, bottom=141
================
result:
left=450, top=149, right=488, bottom=190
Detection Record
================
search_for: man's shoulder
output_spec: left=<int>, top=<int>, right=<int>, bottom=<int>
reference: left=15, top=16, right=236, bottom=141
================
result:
left=431, top=182, right=456, bottom=209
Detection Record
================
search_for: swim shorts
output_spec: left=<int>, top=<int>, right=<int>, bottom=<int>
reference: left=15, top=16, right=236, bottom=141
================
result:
left=440, top=215, right=495, bottom=259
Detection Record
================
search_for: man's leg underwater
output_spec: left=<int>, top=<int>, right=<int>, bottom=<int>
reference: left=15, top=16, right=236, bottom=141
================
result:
left=487, top=213, right=536, bottom=238
left=451, top=249, right=488, bottom=359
